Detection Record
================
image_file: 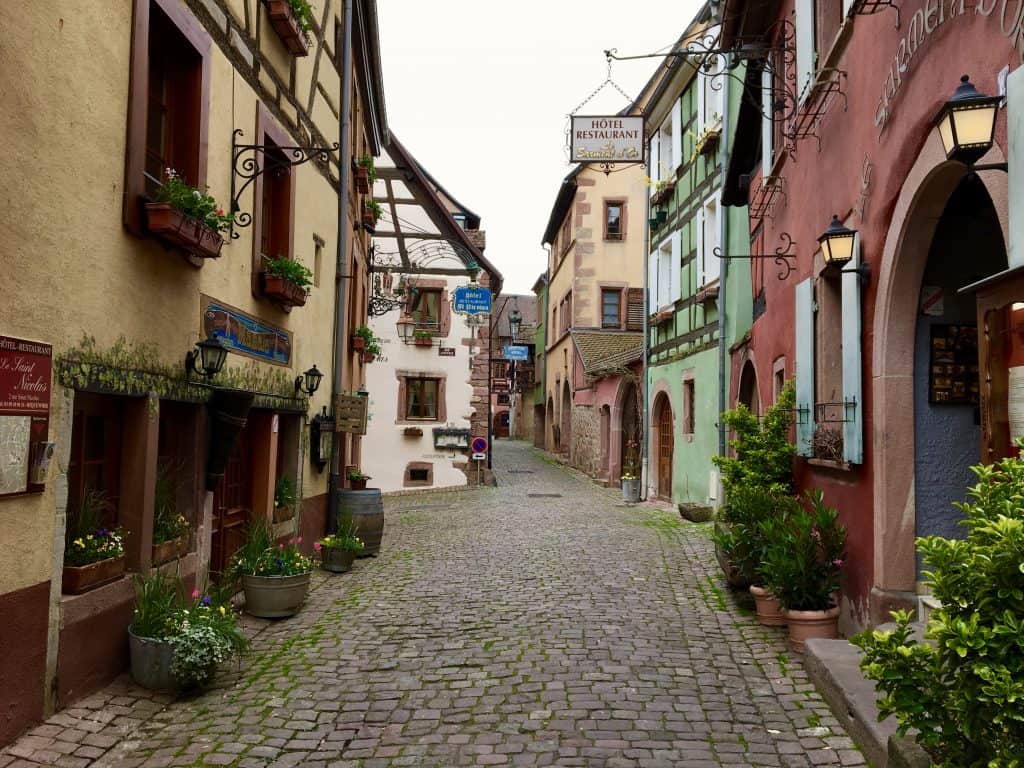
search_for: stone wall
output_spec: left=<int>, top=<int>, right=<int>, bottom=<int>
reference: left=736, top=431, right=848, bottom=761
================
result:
left=571, top=404, right=601, bottom=477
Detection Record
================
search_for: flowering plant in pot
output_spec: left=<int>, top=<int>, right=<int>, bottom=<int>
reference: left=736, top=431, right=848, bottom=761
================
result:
left=362, top=200, right=382, bottom=231
left=146, top=169, right=233, bottom=258
left=355, top=155, right=377, bottom=194
left=261, top=256, right=312, bottom=307
left=760, top=490, right=846, bottom=652
left=128, top=571, right=247, bottom=691
left=273, top=475, right=297, bottom=523
left=348, top=470, right=371, bottom=491
left=232, top=519, right=313, bottom=618
left=265, top=0, right=313, bottom=56
left=315, top=519, right=364, bottom=573
left=152, top=462, right=189, bottom=564
left=63, top=490, right=127, bottom=594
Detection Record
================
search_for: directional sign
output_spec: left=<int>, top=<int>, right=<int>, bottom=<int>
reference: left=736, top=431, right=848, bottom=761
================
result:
left=471, top=436, right=488, bottom=454
left=452, top=285, right=492, bottom=316
left=503, top=345, right=529, bottom=361
left=471, top=452, right=487, bottom=461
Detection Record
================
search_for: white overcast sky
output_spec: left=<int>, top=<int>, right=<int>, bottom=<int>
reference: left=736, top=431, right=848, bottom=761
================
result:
left=376, top=1, right=703, bottom=295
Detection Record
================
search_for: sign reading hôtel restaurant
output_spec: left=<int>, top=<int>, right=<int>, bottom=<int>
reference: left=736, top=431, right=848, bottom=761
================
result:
left=570, top=116, right=645, bottom=163
left=0, top=335, right=52, bottom=496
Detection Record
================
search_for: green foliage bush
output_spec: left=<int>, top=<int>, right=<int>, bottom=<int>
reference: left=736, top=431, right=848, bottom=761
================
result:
left=853, top=448, right=1024, bottom=766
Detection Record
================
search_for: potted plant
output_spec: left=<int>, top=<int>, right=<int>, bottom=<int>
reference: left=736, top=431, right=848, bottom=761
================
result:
left=362, top=200, right=382, bottom=232
left=315, top=520, right=364, bottom=573
left=403, top=426, right=423, bottom=437
left=413, top=329, right=433, bottom=347
left=351, top=324, right=380, bottom=358
left=265, top=0, right=313, bottom=56
left=145, top=169, right=233, bottom=259
left=261, top=255, right=312, bottom=308
left=355, top=155, right=376, bottom=194
left=129, top=571, right=248, bottom=691
left=62, top=490, right=127, bottom=594
left=761, top=490, right=847, bottom=652
left=273, top=475, right=296, bottom=523
left=348, top=470, right=370, bottom=491
left=232, top=519, right=313, bottom=619
left=651, top=179, right=675, bottom=206
left=152, top=461, right=189, bottom=565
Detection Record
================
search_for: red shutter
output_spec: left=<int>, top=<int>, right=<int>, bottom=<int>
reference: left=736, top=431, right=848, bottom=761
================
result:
left=440, top=290, right=451, bottom=337
left=437, top=378, right=447, bottom=422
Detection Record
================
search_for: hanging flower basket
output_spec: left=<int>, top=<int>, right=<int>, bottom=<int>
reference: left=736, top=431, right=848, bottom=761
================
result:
left=695, top=128, right=721, bottom=157
left=260, top=273, right=308, bottom=307
left=145, top=203, right=224, bottom=259
left=265, top=0, right=310, bottom=56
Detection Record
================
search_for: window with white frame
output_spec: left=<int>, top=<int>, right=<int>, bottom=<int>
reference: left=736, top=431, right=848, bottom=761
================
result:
left=697, top=193, right=721, bottom=287
left=697, top=62, right=724, bottom=133
left=648, top=233, right=681, bottom=312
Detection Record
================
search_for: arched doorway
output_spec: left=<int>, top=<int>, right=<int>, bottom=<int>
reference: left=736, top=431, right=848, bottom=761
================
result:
left=653, top=393, right=674, bottom=500
left=547, top=395, right=556, bottom=451
left=560, top=380, right=572, bottom=457
left=495, top=410, right=510, bottom=439
left=618, top=380, right=639, bottom=485
left=599, top=405, right=611, bottom=479
left=873, top=131, right=1008, bottom=612
left=738, top=360, right=760, bottom=415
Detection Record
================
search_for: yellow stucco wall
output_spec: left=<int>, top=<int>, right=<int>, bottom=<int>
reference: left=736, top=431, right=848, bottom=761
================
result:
left=0, top=0, right=370, bottom=593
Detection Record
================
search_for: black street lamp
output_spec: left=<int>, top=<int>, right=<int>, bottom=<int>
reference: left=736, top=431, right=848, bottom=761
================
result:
left=295, top=364, right=324, bottom=395
left=818, top=215, right=857, bottom=268
left=934, top=75, right=1002, bottom=167
left=186, top=332, right=228, bottom=380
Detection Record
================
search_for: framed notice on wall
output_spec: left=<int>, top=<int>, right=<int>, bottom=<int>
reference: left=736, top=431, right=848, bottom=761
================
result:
left=929, top=324, right=979, bottom=405
left=0, top=335, right=53, bottom=496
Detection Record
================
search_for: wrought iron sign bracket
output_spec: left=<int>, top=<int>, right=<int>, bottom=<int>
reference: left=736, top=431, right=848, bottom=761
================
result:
left=850, top=0, right=900, bottom=28
left=713, top=233, right=797, bottom=281
left=749, top=174, right=787, bottom=222
left=787, top=69, right=848, bottom=155
left=815, top=398, right=858, bottom=424
left=230, top=129, right=339, bottom=239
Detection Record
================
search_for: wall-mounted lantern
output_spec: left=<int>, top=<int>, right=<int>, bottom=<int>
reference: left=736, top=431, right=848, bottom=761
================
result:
left=295, top=364, right=323, bottom=396
left=186, top=332, right=228, bottom=380
left=396, top=315, right=415, bottom=343
left=818, top=215, right=857, bottom=267
left=935, top=75, right=1001, bottom=167
left=309, top=406, right=335, bottom=472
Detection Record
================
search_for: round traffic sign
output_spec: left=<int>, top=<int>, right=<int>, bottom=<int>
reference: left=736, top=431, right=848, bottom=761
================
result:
left=471, top=436, right=488, bottom=453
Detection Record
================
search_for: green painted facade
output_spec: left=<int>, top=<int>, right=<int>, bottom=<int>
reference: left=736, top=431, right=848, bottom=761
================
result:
left=646, top=66, right=751, bottom=509
left=532, top=279, right=547, bottom=408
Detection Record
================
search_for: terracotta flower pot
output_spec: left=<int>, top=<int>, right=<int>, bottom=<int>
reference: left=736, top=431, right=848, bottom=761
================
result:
left=350, top=478, right=368, bottom=491
left=784, top=605, right=840, bottom=652
left=355, top=166, right=371, bottom=194
left=152, top=535, right=188, bottom=566
left=242, top=572, right=311, bottom=618
left=351, top=334, right=367, bottom=351
left=361, top=352, right=376, bottom=364
left=320, top=547, right=356, bottom=573
left=62, top=555, right=127, bottom=594
left=265, top=0, right=309, bottom=56
left=144, top=203, right=224, bottom=259
left=414, top=336, right=433, bottom=347
left=750, top=585, right=786, bottom=627
left=260, top=273, right=308, bottom=307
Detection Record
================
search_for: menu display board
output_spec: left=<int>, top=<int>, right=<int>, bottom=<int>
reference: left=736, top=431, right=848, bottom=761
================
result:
left=0, top=335, right=52, bottom=495
left=929, top=324, right=979, bottom=405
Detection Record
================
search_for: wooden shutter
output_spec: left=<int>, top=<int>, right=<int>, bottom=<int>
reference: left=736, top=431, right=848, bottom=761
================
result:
left=841, top=233, right=863, bottom=463
left=626, top=288, right=645, bottom=331
left=795, top=278, right=815, bottom=456
left=440, top=289, right=451, bottom=337
left=437, top=378, right=447, bottom=422
left=795, top=0, right=816, bottom=101
left=1009, top=67, right=1024, bottom=268
left=670, top=230, right=682, bottom=304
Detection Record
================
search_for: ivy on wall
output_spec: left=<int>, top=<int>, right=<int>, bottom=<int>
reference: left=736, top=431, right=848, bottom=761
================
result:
left=56, top=335, right=309, bottom=412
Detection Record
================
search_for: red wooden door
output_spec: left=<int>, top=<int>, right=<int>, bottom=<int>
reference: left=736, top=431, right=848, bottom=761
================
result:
left=211, top=429, right=253, bottom=576
left=658, top=405, right=673, bottom=499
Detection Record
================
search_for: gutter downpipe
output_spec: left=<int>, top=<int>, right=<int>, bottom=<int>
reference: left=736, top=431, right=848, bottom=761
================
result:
left=717, top=53, right=733, bottom=461
left=328, top=0, right=354, bottom=533
left=641, top=171, right=651, bottom=501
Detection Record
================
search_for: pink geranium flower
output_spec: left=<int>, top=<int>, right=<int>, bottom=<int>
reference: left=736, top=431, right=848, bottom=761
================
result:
left=313, top=542, right=322, bottom=552
left=191, top=589, right=201, bottom=599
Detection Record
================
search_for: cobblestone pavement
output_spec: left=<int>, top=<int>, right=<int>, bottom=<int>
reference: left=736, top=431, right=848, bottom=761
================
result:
left=1, top=441, right=864, bottom=768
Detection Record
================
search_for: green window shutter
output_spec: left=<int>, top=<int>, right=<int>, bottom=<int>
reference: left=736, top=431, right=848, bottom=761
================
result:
left=795, top=0, right=816, bottom=101
left=1009, top=67, right=1024, bottom=268
left=795, top=278, right=815, bottom=456
left=841, top=233, right=863, bottom=464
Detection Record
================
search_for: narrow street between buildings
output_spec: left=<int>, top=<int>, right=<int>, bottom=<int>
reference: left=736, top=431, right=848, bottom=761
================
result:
left=2, top=441, right=863, bottom=768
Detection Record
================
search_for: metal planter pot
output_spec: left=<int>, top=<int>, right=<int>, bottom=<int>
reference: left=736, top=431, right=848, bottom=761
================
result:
left=128, top=630, right=176, bottom=691
left=320, top=547, right=357, bottom=573
left=242, top=572, right=312, bottom=618
left=621, top=479, right=640, bottom=503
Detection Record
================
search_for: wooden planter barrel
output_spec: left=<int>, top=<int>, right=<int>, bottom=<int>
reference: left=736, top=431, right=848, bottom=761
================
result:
left=334, top=488, right=384, bottom=557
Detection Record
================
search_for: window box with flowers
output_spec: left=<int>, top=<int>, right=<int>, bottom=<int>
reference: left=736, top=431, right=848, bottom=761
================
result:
left=695, top=127, right=721, bottom=157
left=403, top=426, right=423, bottom=437
left=152, top=461, right=190, bottom=565
left=145, top=170, right=233, bottom=260
left=355, top=155, right=376, bottom=195
left=265, top=0, right=313, bottom=57
left=62, top=490, right=127, bottom=594
left=273, top=476, right=297, bottom=524
left=413, top=330, right=433, bottom=347
left=362, top=200, right=382, bottom=232
left=260, top=256, right=312, bottom=308
left=651, top=179, right=675, bottom=207
left=352, top=325, right=381, bottom=363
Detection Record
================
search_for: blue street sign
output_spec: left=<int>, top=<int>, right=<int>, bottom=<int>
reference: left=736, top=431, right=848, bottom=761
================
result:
left=471, top=436, right=489, bottom=453
left=503, top=345, right=529, bottom=361
left=452, top=285, right=492, bottom=315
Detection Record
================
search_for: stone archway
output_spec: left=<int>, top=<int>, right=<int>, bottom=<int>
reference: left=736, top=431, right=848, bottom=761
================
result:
left=871, top=131, right=1009, bottom=618
left=652, top=392, right=674, bottom=500
left=738, top=359, right=760, bottom=415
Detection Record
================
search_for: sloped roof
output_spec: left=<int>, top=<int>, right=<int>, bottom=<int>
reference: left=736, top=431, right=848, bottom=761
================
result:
left=571, top=330, right=644, bottom=377
left=515, top=324, right=537, bottom=345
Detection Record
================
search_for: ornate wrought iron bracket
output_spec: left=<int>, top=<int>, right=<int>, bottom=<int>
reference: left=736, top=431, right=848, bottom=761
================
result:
left=713, top=233, right=797, bottom=281
left=850, top=0, right=900, bottom=28
left=787, top=69, right=848, bottom=154
left=749, top=174, right=786, bottom=222
left=229, top=129, right=339, bottom=239
left=815, top=398, right=858, bottom=424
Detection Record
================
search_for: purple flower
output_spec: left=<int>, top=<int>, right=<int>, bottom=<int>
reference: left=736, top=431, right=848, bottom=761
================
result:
left=202, top=596, right=212, bottom=606
left=96, top=528, right=108, bottom=538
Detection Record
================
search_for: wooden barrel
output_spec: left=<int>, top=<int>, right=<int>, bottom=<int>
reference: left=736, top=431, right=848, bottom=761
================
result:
left=335, top=488, right=384, bottom=556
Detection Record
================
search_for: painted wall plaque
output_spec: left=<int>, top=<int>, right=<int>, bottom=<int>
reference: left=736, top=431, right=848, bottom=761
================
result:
left=201, top=295, right=292, bottom=366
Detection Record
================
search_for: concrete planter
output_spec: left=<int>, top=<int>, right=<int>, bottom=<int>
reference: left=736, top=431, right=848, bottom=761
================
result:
left=320, top=547, right=357, bottom=573
left=242, top=572, right=311, bottom=618
left=750, top=585, right=786, bottom=627
left=128, top=629, right=176, bottom=691
left=784, top=604, right=840, bottom=652
left=621, top=479, right=640, bottom=503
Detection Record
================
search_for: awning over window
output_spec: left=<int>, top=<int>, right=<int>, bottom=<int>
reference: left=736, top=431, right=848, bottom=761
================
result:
left=722, top=61, right=764, bottom=208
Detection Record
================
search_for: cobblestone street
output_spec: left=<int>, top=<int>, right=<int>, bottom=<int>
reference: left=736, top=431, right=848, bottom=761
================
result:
left=2, top=441, right=864, bottom=768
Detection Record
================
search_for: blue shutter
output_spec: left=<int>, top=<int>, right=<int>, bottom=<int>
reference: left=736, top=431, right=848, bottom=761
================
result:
left=795, top=0, right=816, bottom=101
left=1009, top=67, right=1024, bottom=269
left=761, top=66, right=773, bottom=181
left=841, top=233, right=863, bottom=464
left=795, top=278, right=815, bottom=456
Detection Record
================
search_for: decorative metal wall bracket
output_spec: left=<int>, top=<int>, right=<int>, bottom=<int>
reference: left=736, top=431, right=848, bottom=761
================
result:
left=229, top=129, right=339, bottom=239
left=748, top=174, right=786, bottom=222
left=850, top=0, right=900, bottom=28
left=713, top=232, right=797, bottom=281
left=787, top=69, right=848, bottom=154
left=815, top=399, right=857, bottom=424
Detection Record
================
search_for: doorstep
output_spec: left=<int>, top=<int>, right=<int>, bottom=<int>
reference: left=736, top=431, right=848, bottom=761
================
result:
left=804, top=623, right=932, bottom=768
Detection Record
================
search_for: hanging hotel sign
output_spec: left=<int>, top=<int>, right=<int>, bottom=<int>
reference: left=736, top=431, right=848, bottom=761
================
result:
left=334, top=393, right=368, bottom=435
left=570, top=116, right=645, bottom=163
left=201, top=295, right=291, bottom=366
left=453, top=285, right=492, bottom=315
left=0, top=335, right=52, bottom=496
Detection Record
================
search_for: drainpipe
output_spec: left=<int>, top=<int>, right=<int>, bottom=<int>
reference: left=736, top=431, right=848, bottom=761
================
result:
left=716, top=54, right=733, bottom=461
left=641, top=174, right=651, bottom=500
left=328, top=0, right=353, bottom=532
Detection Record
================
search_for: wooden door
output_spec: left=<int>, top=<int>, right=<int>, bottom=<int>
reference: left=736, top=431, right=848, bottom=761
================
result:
left=658, top=404, right=673, bottom=499
left=211, top=428, right=253, bottom=576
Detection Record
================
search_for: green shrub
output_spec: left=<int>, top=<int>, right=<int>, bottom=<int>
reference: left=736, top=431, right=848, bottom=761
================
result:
left=853, top=447, right=1024, bottom=766
left=715, top=485, right=799, bottom=585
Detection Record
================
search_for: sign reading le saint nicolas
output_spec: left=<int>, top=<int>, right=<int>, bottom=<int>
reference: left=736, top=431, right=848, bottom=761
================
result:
left=570, top=116, right=645, bottom=164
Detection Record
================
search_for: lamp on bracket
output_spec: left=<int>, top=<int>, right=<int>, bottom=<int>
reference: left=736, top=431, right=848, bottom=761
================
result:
left=186, top=332, right=229, bottom=380
left=818, top=215, right=871, bottom=284
left=934, top=75, right=1004, bottom=170
left=295, top=364, right=323, bottom=396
